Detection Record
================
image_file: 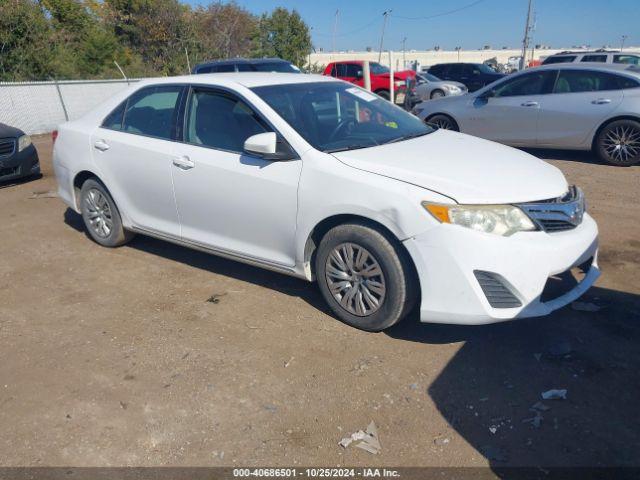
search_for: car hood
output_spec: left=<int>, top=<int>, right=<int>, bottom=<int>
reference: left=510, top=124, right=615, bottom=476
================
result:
left=0, top=122, right=23, bottom=138
left=331, top=130, right=568, bottom=204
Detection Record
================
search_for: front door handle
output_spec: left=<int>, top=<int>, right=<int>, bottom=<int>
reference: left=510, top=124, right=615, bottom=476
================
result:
left=521, top=101, right=539, bottom=107
left=172, top=155, right=195, bottom=170
left=592, top=98, right=611, bottom=105
left=94, top=140, right=110, bottom=151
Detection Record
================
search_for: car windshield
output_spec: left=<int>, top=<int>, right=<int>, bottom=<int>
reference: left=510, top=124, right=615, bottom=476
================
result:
left=252, top=82, right=434, bottom=153
left=253, top=62, right=301, bottom=73
left=369, top=62, right=390, bottom=75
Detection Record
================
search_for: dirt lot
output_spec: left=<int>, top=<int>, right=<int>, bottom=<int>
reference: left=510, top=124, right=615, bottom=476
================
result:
left=1, top=136, right=639, bottom=469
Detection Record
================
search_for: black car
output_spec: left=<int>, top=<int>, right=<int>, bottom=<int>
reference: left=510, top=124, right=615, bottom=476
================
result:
left=193, top=58, right=302, bottom=74
left=427, top=63, right=505, bottom=92
left=0, top=123, right=39, bottom=183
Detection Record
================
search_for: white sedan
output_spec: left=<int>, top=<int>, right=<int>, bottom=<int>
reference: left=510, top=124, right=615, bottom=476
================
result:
left=53, top=73, right=599, bottom=331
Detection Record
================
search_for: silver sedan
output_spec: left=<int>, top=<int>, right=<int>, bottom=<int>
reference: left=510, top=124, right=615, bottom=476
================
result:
left=412, top=64, right=640, bottom=166
left=415, top=73, right=468, bottom=100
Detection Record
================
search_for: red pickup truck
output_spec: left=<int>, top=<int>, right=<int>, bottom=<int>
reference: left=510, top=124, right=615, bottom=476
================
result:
left=323, top=61, right=417, bottom=106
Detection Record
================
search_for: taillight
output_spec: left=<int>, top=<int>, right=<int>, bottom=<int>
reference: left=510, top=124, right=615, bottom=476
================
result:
left=52, top=130, right=58, bottom=144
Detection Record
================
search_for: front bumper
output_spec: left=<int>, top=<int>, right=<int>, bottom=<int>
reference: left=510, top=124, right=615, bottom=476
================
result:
left=0, top=144, right=40, bottom=182
left=403, top=213, right=600, bottom=325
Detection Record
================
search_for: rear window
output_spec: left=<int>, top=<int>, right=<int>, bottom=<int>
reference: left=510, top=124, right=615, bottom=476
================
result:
left=543, top=55, right=577, bottom=65
left=614, top=55, right=640, bottom=65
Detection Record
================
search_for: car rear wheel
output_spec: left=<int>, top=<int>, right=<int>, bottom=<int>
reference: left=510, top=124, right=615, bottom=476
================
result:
left=79, top=179, right=134, bottom=247
left=596, top=119, right=640, bottom=166
left=428, top=114, right=458, bottom=131
left=315, top=222, right=417, bottom=332
left=376, top=89, right=390, bottom=101
left=430, top=89, right=445, bottom=99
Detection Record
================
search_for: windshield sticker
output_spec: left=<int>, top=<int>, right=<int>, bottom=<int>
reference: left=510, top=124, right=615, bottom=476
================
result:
left=346, top=87, right=377, bottom=102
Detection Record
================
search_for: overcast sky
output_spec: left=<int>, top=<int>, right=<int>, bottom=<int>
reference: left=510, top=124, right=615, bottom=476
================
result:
left=185, top=0, right=639, bottom=52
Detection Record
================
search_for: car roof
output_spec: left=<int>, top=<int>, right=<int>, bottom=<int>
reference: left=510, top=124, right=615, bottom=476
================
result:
left=135, top=73, right=339, bottom=89
left=530, top=63, right=640, bottom=77
left=548, top=50, right=639, bottom=55
left=196, top=58, right=290, bottom=67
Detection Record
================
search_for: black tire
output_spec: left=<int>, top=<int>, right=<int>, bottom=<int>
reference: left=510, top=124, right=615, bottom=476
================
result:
left=79, top=178, right=134, bottom=247
left=427, top=114, right=459, bottom=131
left=376, top=89, right=390, bottom=101
left=595, top=119, right=640, bottom=166
left=315, top=222, right=417, bottom=332
left=430, top=89, right=445, bottom=99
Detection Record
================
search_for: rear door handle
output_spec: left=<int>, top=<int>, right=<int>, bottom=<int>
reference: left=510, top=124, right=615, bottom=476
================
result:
left=592, top=98, right=611, bottom=105
left=94, top=140, right=110, bottom=151
left=172, top=155, right=195, bottom=170
left=521, top=101, right=539, bottom=107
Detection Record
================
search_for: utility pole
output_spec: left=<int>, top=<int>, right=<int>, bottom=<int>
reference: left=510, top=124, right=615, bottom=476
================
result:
left=520, top=0, right=533, bottom=70
left=378, top=10, right=392, bottom=63
left=401, top=37, right=407, bottom=69
left=332, top=9, right=339, bottom=53
left=621, top=35, right=628, bottom=52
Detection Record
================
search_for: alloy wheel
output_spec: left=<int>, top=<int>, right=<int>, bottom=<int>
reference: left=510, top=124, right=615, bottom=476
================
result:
left=84, top=188, right=113, bottom=238
left=431, top=116, right=454, bottom=130
left=602, top=124, right=640, bottom=164
left=324, top=242, right=387, bottom=317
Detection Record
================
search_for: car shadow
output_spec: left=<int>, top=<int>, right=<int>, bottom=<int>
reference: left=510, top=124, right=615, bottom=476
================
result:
left=520, top=148, right=603, bottom=165
left=0, top=173, right=43, bottom=189
left=387, top=286, right=640, bottom=468
left=63, top=208, right=330, bottom=315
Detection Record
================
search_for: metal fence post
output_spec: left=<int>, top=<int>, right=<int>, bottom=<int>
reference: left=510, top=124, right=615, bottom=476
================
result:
left=53, top=78, right=69, bottom=122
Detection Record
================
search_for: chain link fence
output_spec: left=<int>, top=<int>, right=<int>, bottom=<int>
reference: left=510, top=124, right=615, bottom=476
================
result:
left=0, top=79, right=142, bottom=135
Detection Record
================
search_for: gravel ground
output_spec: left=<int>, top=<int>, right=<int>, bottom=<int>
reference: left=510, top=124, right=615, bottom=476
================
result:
left=0, top=136, right=638, bottom=469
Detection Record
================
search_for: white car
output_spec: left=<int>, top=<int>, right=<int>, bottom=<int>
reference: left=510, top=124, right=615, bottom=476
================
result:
left=53, top=73, right=600, bottom=331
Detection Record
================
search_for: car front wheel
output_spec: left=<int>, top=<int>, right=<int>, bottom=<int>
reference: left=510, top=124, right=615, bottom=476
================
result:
left=79, top=178, right=134, bottom=247
left=596, top=119, right=640, bottom=166
left=431, top=89, right=445, bottom=99
left=315, top=222, right=417, bottom=331
left=427, top=114, right=458, bottom=131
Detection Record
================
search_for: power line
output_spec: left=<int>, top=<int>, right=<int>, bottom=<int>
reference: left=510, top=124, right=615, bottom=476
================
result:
left=391, top=0, right=487, bottom=21
left=313, top=15, right=381, bottom=38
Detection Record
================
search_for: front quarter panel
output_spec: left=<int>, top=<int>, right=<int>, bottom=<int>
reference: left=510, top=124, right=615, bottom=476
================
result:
left=295, top=149, right=452, bottom=270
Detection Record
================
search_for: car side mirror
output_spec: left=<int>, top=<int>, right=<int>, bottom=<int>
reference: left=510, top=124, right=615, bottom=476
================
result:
left=244, top=132, right=296, bottom=161
left=479, top=89, right=495, bottom=100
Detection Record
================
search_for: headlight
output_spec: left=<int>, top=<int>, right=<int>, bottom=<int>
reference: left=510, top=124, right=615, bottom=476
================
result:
left=443, top=85, right=461, bottom=93
left=422, top=202, right=536, bottom=236
left=18, top=134, right=32, bottom=152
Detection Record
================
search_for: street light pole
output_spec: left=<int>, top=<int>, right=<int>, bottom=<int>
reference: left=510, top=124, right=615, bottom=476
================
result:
left=332, top=9, right=339, bottom=53
left=621, top=35, right=628, bottom=52
left=520, top=0, right=533, bottom=70
left=401, top=37, right=407, bottom=69
left=378, top=10, right=392, bottom=63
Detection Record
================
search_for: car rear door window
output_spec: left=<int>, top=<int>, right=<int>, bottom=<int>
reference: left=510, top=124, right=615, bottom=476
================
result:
left=543, top=55, right=577, bottom=65
left=119, top=86, right=182, bottom=139
left=614, top=55, right=640, bottom=65
left=553, top=70, right=621, bottom=93
left=616, top=75, right=640, bottom=89
left=184, top=89, right=270, bottom=153
left=493, top=71, right=556, bottom=97
left=581, top=55, right=607, bottom=63
left=344, top=64, right=361, bottom=77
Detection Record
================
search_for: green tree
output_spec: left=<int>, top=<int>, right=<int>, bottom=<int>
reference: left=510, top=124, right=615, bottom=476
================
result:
left=0, top=0, right=55, bottom=81
left=254, top=7, right=311, bottom=67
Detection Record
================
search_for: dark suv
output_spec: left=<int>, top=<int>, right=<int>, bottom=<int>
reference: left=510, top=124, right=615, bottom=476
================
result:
left=427, top=63, right=505, bottom=92
left=193, top=58, right=301, bottom=74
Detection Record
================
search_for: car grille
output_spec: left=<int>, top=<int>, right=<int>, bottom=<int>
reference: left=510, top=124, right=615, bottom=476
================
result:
left=0, top=138, right=16, bottom=158
left=474, top=270, right=522, bottom=308
left=518, top=186, right=585, bottom=233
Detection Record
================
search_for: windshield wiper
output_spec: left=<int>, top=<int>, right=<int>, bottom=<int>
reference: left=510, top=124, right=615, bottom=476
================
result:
left=382, top=131, right=430, bottom=145
left=325, top=144, right=373, bottom=153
